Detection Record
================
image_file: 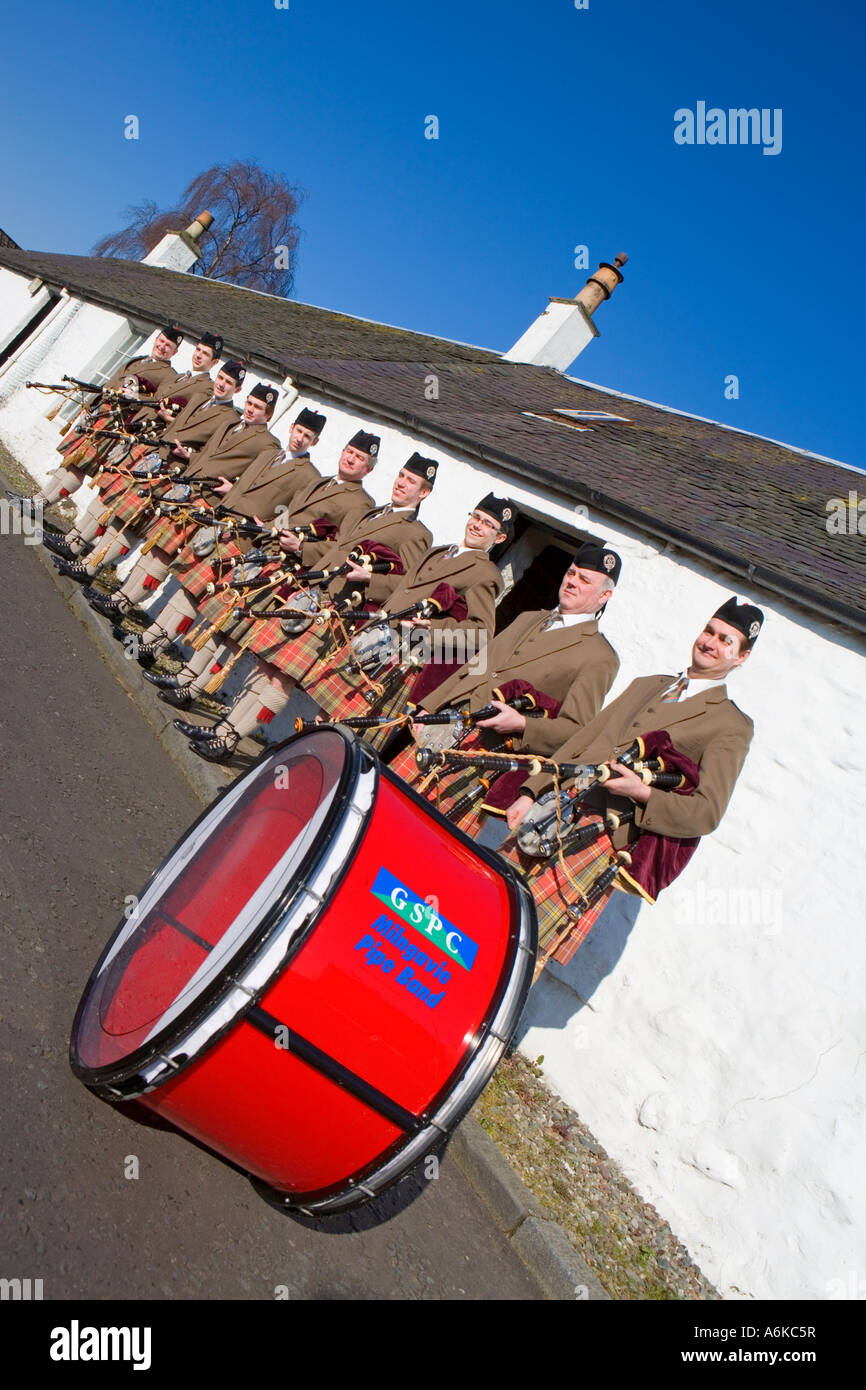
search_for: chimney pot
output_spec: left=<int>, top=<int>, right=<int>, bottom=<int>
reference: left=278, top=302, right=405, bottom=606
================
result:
left=185, top=210, right=214, bottom=241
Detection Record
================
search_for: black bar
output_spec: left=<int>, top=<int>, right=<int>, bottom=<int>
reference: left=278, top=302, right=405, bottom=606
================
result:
left=160, top=910, right=214, bottom=954
left=245, top=1005, right=423, bottom=1135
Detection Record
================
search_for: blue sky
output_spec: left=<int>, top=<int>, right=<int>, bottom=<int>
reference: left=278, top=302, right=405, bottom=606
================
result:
left=1, top=0, right=863, bottom=465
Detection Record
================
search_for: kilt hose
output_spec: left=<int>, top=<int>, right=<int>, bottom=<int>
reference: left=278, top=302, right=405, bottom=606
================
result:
left=502, top=814, right=618, bottom=966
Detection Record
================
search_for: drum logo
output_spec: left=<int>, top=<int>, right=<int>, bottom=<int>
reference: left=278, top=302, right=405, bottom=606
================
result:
left=370, top=867, right=478, bottom=972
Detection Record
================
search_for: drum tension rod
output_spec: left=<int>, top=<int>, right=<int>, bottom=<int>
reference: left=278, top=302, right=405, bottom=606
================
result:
left=245, top=1004, right=423, bottom=1136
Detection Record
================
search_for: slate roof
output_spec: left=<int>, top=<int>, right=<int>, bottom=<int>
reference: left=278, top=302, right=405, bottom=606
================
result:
left=1, top=246, right=862, bottom=634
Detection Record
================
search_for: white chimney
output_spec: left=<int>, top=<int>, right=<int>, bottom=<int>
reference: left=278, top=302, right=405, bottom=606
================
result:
left=142, top=210, right=214, bottom=273
left=504, top=252, right=628, bottom=371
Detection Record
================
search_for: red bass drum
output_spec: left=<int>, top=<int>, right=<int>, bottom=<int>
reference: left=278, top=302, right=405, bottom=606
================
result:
left=70, top=728, right=537, bottom=1213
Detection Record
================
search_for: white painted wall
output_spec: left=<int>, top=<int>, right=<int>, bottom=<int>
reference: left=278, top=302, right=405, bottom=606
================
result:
left=1, top=270, right=864, bottom=1301
left=0, top=267, right=52, bottom=354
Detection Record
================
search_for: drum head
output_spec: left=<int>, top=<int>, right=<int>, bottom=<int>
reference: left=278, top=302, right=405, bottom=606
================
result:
left=71, top=730, right=364, bottom=1090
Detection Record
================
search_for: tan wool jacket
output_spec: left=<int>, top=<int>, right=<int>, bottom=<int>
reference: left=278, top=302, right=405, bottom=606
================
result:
left=384, top=546, right=503, bottom=635
left=193, top=418, right=283, bottom=487
left=104, top=355, right=180, bottom=398
left=158, top=397, right=241, bottom=460
left=522, top=674, right=754, bottom=848
left=222, top=448, right=320, bottom=525
left=130, top=369, right=215, bottom=428
left=422, top=610, right=619, bottom=755
left=287, top=476, right=377, bottom=541
left=308, top=505, right=434, bottom=605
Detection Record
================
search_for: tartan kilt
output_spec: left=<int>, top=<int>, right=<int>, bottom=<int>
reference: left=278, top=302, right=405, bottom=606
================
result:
left=260, top=623, right=330, bottom=680
left=57, top=415, right=114, bottom=471
left=219, top=562, right=285, bottom=645
left=388, top=741, right=426, bottom=786
left=194, top=587, right=243, bottom=631
left=105, top=485, right=153, bottom=529
left=305, top=653, right=416, bottom=751
left=144, top=513, right=196, bottom=557
left=502, top=815, right=616, bottom=965
left=95, top=469, right=130, bottom=502
left=174, top=543, right=242, bottom=601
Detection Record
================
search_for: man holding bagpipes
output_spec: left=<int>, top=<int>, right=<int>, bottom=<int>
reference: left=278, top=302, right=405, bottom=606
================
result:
left=493, top=596, right=762, bottom=977
left=170, top=449, right=434, bottom=757
left=49, top=332, right=226, bottom=578
left=279, top=494, right=516, bottom=760
left=141, top=426, right=379, bottom=722
left=84, top=392, right=322, bottom=623
left=120, top=381, right=290, bottom=659
left=32, top=325, right=185, bottom=510
left=388, top=540, right=623, bottom=838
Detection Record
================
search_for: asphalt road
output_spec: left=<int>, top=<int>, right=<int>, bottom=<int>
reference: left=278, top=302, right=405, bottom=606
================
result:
left=0, top=522, right=539, bottom=1301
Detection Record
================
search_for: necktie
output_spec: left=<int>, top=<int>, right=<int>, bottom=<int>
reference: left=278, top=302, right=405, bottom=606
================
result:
left=542, top=610, right=561, bottom=631
left=447, top=544, right=459, bottom=558
left=661, top=676, right=689, bottom=703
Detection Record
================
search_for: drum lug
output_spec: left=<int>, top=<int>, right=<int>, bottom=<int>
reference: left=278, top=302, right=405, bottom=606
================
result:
left=485, top=1028, right=510, bottom=1045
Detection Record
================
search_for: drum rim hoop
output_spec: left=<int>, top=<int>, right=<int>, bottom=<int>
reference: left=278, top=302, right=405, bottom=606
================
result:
left=69, top=728, right=371, bottom=1093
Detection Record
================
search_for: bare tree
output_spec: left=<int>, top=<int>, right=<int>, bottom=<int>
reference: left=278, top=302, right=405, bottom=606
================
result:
left=92, top=162, right=306, bottom=296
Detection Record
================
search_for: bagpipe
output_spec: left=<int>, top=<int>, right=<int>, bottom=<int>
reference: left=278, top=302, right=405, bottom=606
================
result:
left=410, top=678, right=560, bottom=758
left=180, top=510, right=331, bottom=560
left=510, top=735, right=692, bottom=857
left=347, top=582, right=469, bottom=677
left=127, top=393, right=188, bottom=416
left=510, top=732, right=703, bottom=980
left=26, top=378, right=104, bottom=426
left=185, top=507, right=279, bottom=559
left=149, top=475, right=244, bottom=509
left=227, top=542, right=404, bottom=638
left=85, top=458, right=191, bottom=567
left=60, top=374, right=103, bottom=394
left=291, top=690, right=545, bottom=737
left=26, top=378, right=98, bottom=396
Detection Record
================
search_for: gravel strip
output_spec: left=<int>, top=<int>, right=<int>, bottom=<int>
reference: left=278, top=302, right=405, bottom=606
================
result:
left=473, top=1051, right=720, bottom=1300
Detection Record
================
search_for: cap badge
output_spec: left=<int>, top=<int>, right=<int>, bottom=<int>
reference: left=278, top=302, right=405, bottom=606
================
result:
left=603, top=554, right=616, bottom=572
left=749, top=620, right=761, bottom=638
left=502, top=506, right=512, bottom=521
